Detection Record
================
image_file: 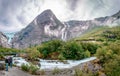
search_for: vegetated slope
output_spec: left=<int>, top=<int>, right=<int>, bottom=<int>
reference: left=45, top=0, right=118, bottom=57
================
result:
left=74, top=26, right=120, bottom=76
left=0, top=46, right=19, bottom=60
left=75, top=25, right=120, bottom=43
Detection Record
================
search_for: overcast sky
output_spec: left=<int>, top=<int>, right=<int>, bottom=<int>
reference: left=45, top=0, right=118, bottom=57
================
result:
left=0, top=0, right=120, bottom=33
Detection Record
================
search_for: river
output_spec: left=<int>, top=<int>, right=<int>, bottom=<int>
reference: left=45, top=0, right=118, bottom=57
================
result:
left=12, top=57, right=96, bottom=70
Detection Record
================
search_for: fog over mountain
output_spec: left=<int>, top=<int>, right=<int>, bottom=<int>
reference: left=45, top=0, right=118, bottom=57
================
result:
left=0, top=0, right=120, bottom=32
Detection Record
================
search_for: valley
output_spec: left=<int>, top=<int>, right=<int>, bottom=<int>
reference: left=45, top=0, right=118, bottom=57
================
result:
left=0, top=8, right=120, bottom=76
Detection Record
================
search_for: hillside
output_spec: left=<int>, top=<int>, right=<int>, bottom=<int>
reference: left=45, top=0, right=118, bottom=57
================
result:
left=73, top=26, right=120, bottom=76
left=75, top=25, right=120, bottom=44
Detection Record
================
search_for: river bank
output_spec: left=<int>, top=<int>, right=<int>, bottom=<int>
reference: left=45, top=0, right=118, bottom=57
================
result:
left=0, top=57, right=100, bottom=76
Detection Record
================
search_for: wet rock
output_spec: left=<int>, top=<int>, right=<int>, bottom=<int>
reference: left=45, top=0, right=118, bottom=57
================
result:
left=0, top=63, right=5, bottom=70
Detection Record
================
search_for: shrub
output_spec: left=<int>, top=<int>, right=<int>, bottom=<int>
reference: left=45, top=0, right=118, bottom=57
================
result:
left=29, top=64, right=39, bottom=74
left=0, top=55, right=4, bottom=60
left=74, top=69, right=97, bottom=76
left=74, top=69, right=83, bottom=76
left=26, top=48, right=40, bottom=61
left=52, top=67, right=60, bottom=75
left=95, top=47, right=113, bottom=64
left=84, top=50, right=91, bottom=58
left=21, top=63, right=39, bottom=75
left=21, top=64, right=29, bottom=72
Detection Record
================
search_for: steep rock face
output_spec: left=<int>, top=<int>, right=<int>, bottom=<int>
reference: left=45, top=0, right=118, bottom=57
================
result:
left=0, top=32, right=9, bottom=47
left=65, top=10, right=120, bottom=40
left=94, top=10, right=120, bottom=25
left=11, top=10, right=120, bottom=49
left=64, top=20, right=95, bottom=40
left=11, top=9, right=66, bottom=49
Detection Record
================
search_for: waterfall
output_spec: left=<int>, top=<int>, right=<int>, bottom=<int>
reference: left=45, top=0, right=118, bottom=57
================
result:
left=61, top=23, right=68, bottom=41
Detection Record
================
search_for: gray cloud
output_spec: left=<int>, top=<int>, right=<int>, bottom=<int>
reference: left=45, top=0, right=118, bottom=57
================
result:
left=0, top=0, right=120, bottom=32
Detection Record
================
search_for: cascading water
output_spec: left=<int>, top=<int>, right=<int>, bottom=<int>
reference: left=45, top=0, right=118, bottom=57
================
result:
left=61, top=23, right=69, bottom=41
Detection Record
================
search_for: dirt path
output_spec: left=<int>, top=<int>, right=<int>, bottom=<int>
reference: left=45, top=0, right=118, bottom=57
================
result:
left=0, top=67, right=34, bottom=76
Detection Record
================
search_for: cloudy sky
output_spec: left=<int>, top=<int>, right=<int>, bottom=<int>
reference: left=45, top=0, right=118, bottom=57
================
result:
left=0, top=0, right=120, bottom=33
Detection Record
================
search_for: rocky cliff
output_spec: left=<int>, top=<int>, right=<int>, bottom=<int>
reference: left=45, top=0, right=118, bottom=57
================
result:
left=0, top=32, right=9, bottom=47
left=11, top=9, right=120, bottom=49
left=11, top=9, right=66, bottom=49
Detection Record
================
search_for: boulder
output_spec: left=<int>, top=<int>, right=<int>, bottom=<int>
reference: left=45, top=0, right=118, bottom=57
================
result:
left=0, top=63, right=5, bottom=70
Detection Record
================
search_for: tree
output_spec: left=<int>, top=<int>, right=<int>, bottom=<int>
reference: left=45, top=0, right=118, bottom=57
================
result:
left=27, top=48, right=40, bottom=60
left=81, top=42, right=98, bottom=54
left=96, top=47, right=114, bottom=64
left=61, top=41, right=84, bottom=60
left=37, top=40, right=64, bottom=59
left=104, top=57, right=120, bottom=76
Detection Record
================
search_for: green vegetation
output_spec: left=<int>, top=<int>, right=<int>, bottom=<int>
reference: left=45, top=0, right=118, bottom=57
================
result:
left=26, top=48, right=40, bottom=61
left=24, top=25, right=120, bottom=76
left=21, top=63, right=39, bottom=75
left=26, top=40, right=98, bottom=60
left=75, top=26, right=120, bottom=42
left=37, top=40, right=64, bottom=59
left=76, top=25, right=120, bottom=76
left=0, top=46, right=19, bottom=60
left=74, top=69, right=97, bottom=76
left=1, top=25, right=120, bottom=76
left=0, top=46, right=19, bottom=53
left=95, top=41, right=120, bottom=76
left=81, top=42, right=99, bottom=54
left=52, top=67, right=61, bottom=75
left=21, top=64, right=29, bottom=72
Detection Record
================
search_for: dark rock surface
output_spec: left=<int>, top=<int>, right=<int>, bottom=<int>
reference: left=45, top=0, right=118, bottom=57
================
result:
left=0, top=63, right=5, bottom=70
left=0, top=32, right=9, bottom=47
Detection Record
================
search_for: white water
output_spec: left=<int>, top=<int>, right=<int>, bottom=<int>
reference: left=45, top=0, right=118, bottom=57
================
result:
left=12, top=57, right=96, bottom=70
left=40, top=57, right=96, bottom=70
left=13, top=57, right=29, bottom=67
left=61, top=23, right=68, bottom=41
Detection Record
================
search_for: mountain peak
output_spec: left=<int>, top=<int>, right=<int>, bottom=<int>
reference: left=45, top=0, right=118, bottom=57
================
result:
left=11, top=9, right=65, bottom=49
left=42, top=9, right=53, bottom=14
left=36, top=9, right=57, bottom=24
left=38, top=9, right=55, bottom=19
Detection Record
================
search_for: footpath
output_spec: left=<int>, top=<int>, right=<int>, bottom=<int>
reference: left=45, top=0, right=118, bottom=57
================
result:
left=0, top=67, right=34, bottom=76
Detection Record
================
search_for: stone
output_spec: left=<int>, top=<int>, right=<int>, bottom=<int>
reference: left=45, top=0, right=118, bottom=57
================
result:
left=0, top=32, right=9, bottom=48
left=0, top=63, right=5, bottom=70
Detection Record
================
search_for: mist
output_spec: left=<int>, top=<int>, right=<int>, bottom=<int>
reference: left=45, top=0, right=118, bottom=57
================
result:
left=0, top=0, right=120, bottom=32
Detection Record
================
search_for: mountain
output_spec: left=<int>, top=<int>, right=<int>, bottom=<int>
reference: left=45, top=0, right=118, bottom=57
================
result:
left=0, top=32, right=9, bottom=47
left=11, top=9, right=120, bottom=49
left=11, top=9, right=65, bottom=49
